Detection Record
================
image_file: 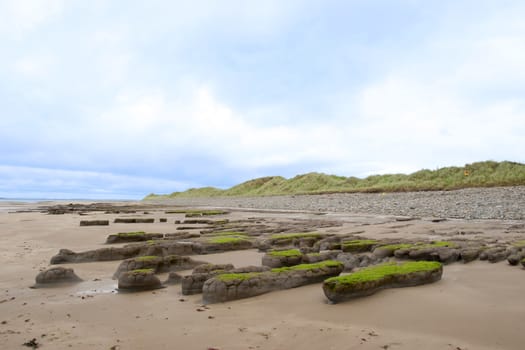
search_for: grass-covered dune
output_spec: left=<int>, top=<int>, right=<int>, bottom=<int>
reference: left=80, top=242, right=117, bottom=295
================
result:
left=145, top=161, right=525, bottom=199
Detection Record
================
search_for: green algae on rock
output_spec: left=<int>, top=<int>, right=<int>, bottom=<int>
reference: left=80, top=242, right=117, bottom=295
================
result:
left=341, top=239, right=378, bottom=253
left=322, top=261, right=443, bottom=303
left=118, top=268, right=163, bottom=291
left=203, top=260, right=344, bottom=303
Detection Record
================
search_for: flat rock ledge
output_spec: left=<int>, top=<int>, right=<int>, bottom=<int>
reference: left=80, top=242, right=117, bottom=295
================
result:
left=118, top=269, right=163, bottom=292
left=33, top=267, right=82, bottom=287
left=322, top=261, right=443, bottom=303
left=202, top=261, right=343, bottom=304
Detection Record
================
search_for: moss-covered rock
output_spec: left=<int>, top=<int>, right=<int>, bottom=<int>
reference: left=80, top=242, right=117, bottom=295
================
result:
left=113, top=255, right=205, bottom=279
left=51, top=241, right=200, bottom=264
left=262, top=249, right=303, bottom=268
left=393, top=241, right=460, bottom=264
left=322, top=261, right=443, bottom=303
left=372, top=243, right=414, bottom=258
left=200, top=235, right=253, bottom=253
left=302, top=251, right=340, bottom=264
left=341, top=240, right=379, bottom=253
left=512, top=240, right=525, bottom=248
left=106, top=231, right=164, bottom=244
left=118, top=269, right=162, bottom=291
left=202, top=260, right=344, bottom=303
left=182, top=265, right=267, bottom=295
left=268, top=232, right=324, bottom=247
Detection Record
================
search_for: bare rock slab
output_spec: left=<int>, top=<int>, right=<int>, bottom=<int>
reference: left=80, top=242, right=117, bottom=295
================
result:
left=322, top=261, right=443, bottom=303
left=80, top=220, right=109, bottom=226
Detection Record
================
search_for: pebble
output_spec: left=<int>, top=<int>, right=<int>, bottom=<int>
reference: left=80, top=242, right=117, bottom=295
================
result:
left=158, top=186, right=525, bottom=220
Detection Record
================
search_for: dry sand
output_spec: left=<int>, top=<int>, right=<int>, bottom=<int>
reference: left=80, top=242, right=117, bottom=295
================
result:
left=1, top=202, right=524, bottom=349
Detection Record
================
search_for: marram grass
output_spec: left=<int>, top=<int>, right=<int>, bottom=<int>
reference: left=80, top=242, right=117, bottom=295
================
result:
left=144, top=161, right=525, bottom=199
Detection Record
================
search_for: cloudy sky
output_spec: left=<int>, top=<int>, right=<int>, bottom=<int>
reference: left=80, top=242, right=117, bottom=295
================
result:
left=1, top=0, right=524, bottom=199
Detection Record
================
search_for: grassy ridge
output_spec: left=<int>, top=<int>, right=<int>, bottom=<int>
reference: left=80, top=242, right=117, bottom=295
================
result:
left=144, top=161, right=525, bottom=199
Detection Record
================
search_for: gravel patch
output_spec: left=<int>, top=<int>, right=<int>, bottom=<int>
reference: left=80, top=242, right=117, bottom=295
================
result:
left=154, top=186, right=525, bottom=220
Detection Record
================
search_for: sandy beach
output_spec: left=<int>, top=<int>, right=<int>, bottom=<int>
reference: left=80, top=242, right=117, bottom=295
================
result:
left=1, top=196, right=524, bottom=350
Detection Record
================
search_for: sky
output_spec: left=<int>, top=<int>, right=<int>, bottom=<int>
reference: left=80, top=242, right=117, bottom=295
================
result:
left=1, top=0, right=524, bottom=199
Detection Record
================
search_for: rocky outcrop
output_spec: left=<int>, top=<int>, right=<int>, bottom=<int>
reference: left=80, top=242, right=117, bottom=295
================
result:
left=199, top=238, right=253, bottom=254
left=322, top=261, right=443, bottom=303
left=507, top=247, right=525, bottom=265
left=341, top=240, right=378, bottom=253
left=79, top=220, right=109, bottom=226
left=335, top=252, right=383, bottom=271
left=33, top=267, right=82, bottom=287
left=457, top=248, right=479, bottom=263
left=114, top=218, right=155, bottom=223
left=202, top=261, right=344, bottom=303
left=113, top=255, right=205, bottom=279
left=51, top=241, right=199, bottom=264
left=302, top=251, right=340, bottom=264
left=262, top=249, right=303, bottom=268
left=392, top=242, right=460, bottom=264
left=479, top=247, right=511, bottom=263
left=193, top=263, right=235, bottom=274
left=118, top=269, right=162, bottom=291
left=106, top=232, right=164, bottom=244
left=164, top=272, right=182, bottom=285
left=181, top=264, right=243, bottom=295
left=262, top=249, right=341, bottom=268
left=263, top=233, right=328, bottom=248
left=51, top=247, right=142, bottom=264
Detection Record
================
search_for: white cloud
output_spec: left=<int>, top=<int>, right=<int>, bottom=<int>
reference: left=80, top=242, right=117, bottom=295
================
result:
left=0, top=165, right=194, bottom=199
left=13, top=54, right=55, bottom=79
left=0, top=0, right=65, bottom=38
left=67, top=83, right=348, bottom=175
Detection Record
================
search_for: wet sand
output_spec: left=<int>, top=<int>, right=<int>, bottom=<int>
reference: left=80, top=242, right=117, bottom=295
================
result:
left=1, top=202, right=524, bottom=349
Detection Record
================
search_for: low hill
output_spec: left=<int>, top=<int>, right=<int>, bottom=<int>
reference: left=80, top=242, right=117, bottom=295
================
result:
left=144, top=161, right=525, bottom=199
